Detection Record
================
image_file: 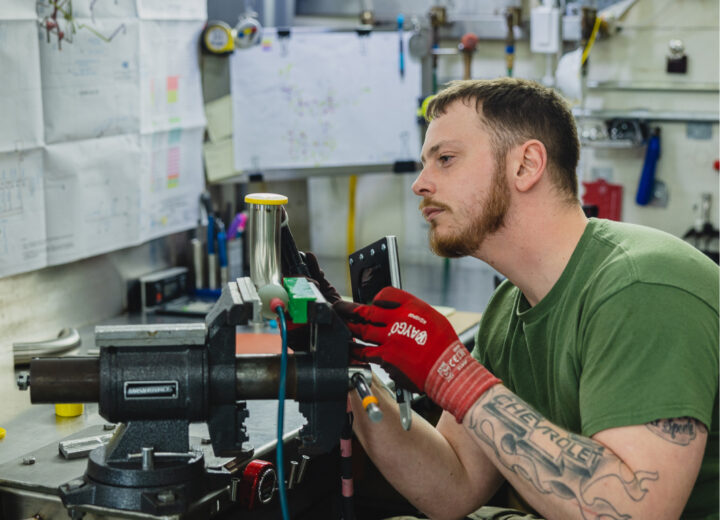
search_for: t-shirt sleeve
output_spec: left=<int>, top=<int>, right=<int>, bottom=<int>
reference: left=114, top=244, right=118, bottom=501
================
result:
left=579, top=282, right=718, bottom=437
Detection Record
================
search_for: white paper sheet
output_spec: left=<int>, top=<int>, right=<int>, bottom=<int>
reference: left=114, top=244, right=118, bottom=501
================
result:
left=39, top=18, right=141, bottom=144
left=44, top=135, right=142, bottom=266
left=0, top=149, right=47, bottom=278
left=0, top=0, right=35, bottom=20
left=231, top=29, right=422, bottom=172
left=36, top=0, right=138, bottom=20
left=0, top=21, right=44, bottom=153
left=139, top=20, right=207, bottom=133
left=1, top=5, right=207, bottom=278
left=136, top=0, right=207, bottom=20
left=139, top=126, right=205, bottom=241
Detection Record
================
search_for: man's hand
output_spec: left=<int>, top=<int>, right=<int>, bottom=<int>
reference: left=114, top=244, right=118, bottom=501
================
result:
left=333, top=287, right=501, bottom=422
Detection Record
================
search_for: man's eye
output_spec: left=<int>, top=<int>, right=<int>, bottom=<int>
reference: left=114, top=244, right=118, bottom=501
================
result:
left=439, top=155, right=453, bottom=165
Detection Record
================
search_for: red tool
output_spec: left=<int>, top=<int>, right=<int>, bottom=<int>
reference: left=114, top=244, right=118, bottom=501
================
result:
left=582, top=179, right=623, bottom=221
left=236, top=460, right=277, bottom=510
left=459, top=33, right=479, bottom=80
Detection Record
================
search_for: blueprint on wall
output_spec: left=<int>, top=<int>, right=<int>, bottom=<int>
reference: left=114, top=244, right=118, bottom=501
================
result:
left=0, top=0, right=207, bottom=278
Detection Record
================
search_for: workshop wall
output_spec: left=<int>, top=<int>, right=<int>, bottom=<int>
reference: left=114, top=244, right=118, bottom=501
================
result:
left=0, top=0, right=717, bottom=356
left=0, top=231, right=189, bottom=360
left=307, top=0, right=719, bottom=271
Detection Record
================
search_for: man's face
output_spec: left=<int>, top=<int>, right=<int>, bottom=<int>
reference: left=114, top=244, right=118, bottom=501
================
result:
left=413, top=101, right=511, bottom=258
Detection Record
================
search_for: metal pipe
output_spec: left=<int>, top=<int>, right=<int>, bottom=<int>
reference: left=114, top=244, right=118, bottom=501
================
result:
left=23, top=353, right=345, bottom=404
left=26, top=357, right=100, bottom=403
left=235, top=354, right=297, bottom=399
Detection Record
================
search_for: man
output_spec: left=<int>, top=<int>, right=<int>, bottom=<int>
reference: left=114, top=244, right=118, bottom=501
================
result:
left=334, top=78, right=718, bottom=519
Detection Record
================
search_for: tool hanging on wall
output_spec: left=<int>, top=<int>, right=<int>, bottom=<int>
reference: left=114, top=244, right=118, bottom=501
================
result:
left=201, top=20, right=235, bottom=55
left=683, top=193, right=719, bottom=264
left=234, top=0, right=263, bottom=50
left=504, top=8, right=521, bottom=77
left=408, top=17, right=431, bottom=59
left=429, top=5, right=448, bottom=94
left=635, top=127, right=661, bottom=206
left=582, top=178, right=623, bottom=221
left=459, top=32, right=478, bottom=80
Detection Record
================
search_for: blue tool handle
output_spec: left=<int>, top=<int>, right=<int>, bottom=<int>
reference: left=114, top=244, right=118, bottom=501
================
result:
left=217, top=230, right=227, bottom=267
left=636, top=130, right=661, bottom=206
left=207, top=214, right=215, bottom=254
left=397, top=14, right=404, bottom=77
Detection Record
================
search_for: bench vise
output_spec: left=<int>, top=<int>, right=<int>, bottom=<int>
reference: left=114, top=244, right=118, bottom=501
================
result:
left=16, top=277, right=357, bottom=517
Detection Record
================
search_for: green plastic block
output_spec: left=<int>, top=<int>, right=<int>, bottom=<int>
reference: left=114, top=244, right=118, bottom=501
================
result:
left=283, top=277, right=317, bottom=324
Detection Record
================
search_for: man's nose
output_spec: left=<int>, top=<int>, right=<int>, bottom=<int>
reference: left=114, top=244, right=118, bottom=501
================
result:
left=412, top=168, right=434, bottom=196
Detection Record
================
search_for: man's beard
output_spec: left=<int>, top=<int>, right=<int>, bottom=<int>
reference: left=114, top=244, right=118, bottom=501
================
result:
left=427, top=164, right=511, bottom=258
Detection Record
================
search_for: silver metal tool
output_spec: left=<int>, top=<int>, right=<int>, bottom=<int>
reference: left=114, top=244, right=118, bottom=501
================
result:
left=386, top=236, right=413, bottom=431
left=59, top=433, right=113, bottom=459
left=13, top=328, right=81, bottom=366
left=351, top=371, right=383, bottom=423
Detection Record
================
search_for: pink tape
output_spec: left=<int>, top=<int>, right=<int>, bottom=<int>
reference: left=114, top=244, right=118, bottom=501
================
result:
left=341, top=477, right=354, bottom=497
left=340, top=438, right=352, bottom=457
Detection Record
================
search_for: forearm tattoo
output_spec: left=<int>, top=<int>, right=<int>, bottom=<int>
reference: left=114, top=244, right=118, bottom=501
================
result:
left=646, top=417, right=707, bottom=446
left=468, top=390, right=658, bottom=520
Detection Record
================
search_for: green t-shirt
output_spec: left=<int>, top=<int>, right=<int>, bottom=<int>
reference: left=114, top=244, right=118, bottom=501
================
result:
left=472, top=218, right=719, bottom=519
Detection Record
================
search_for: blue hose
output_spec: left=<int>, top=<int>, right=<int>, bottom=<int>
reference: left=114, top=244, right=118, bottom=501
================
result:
left=275, top=307, right=290, bottom=520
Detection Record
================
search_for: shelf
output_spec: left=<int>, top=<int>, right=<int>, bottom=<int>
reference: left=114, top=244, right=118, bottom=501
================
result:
left=580, top=139, right=642, bottom=149
left=586, top=80, right=719, bottom=94
left=573, top=108, right=719, bottom=124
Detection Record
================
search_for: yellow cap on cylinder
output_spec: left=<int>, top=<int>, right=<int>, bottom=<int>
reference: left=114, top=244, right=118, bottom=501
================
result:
left=55, top=404, right=84, bottom=417
left=244, top=193, right=288, bottom=205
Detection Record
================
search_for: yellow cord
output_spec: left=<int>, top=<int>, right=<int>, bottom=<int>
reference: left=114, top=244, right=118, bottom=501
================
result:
left=581, top=15, right=603, bottom=65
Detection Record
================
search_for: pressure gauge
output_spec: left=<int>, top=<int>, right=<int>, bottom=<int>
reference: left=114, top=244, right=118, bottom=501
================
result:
left=234, top=16, right=263, bottom=49
left=409, top=26, right=431, bottom=58
left=202, top=21, right=234, bottom=55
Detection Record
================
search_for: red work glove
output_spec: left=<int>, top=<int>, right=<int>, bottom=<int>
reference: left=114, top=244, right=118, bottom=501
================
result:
left=334, top=287, right=501, bottom=422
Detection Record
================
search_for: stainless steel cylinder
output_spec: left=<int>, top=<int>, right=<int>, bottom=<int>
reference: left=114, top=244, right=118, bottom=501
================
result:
left=244, top=193, right=288, bottom=290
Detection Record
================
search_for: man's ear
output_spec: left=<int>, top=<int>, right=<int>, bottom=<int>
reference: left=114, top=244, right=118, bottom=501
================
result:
left=510, top=140, right=547, bottom=193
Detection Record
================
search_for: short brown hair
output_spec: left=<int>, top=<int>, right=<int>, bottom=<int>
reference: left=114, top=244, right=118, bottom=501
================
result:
left=426, top=78, right=580, bottom=201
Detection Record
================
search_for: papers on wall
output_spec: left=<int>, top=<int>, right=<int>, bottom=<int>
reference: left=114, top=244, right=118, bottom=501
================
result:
left=0, top=149, right=47, bottom=274
left=137, top=0, right=208, bottom=21
left=140, top=127, right=205, bottom=241
left=0, top=2, right=207, bottom=278
left=230, top=29, right=422, bottom=174
left=139, top=20, right=207, bottom=133
left=0, top=0, right=36, bottom=20
left=44, top=135, right=142, bottom=265
left=39, top=19, right=141, bottom=144
left=0, top=21, right=44, bottom=153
